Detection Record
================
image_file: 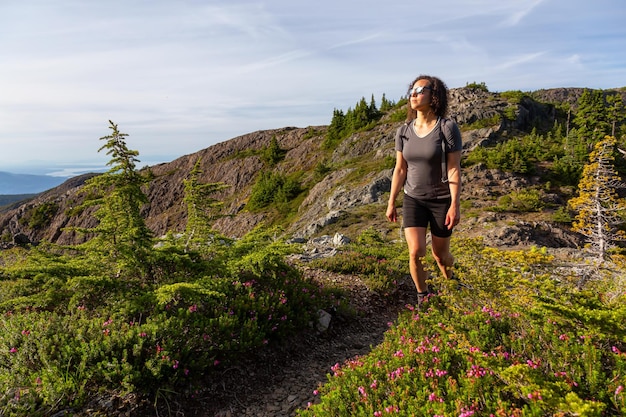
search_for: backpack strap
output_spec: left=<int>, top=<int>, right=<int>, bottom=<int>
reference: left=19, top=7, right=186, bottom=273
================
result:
left=399, top=121, right=411, bottom=141
left=440, top=118, right=456, bottom=183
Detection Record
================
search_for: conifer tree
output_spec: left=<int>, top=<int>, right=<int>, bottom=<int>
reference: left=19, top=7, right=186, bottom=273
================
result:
left=183, top=158, right=229, bottom=251
left=261, top=136, right=285, bottom=166
left=568, top=135, right=626, bottom=260
left=77, top=121, right=153, bottom=275
left=573, top=89, right=611, bottom=152
left=606, top=92, right=625, bottom=137
left=379, top=93, right=393, bottom=112
left=323, top=109, right=346, bottom=149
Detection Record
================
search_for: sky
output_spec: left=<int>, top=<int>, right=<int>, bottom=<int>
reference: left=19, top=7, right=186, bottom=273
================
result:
left=1, top=0, right=625, bottom=176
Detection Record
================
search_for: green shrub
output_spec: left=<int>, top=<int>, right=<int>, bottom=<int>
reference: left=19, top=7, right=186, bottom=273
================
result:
left=494, top=189, right=545, bottom=213
left=552, top=206, right=573, bottom=223
left=261, top=136, right=286, bottom=166
left=0, top=227, right=336, bottom=415
left=19, top=202, right=59, bottom=229
left=462, top=114, right=501, bottom=131
left=500, top=90, right=528, bottom=104
left=299, top=240, right=626, bottom=417
left=314, top=160, right=332, bottom=181
left=247, top=172, right=302, bottom=210
left=309, top=238, right=407, bottom=295
left=465, top=81, right=489, bottom=92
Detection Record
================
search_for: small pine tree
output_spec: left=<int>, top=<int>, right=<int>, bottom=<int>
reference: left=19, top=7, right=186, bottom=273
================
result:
left=76, top=121, right=153, bottom=275
left=183, top=158, right=229, bottom=251
left=573, top=89, right=611, bottom=150
left=606, top=92, right=625, bottom=137
left=322, top=109, right=346, bottom=149
left=380, top=93, right=393, bottom=112
left=568, top=135, right=626, bottom=260
left=261, top=136, right=285, bottom=166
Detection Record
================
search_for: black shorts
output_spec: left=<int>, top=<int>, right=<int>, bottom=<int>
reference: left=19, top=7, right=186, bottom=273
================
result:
left=402, top=194, right=453, bottom=238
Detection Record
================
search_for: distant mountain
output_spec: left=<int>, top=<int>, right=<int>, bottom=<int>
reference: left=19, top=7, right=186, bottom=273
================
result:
left=0, top=171, right=66, bottom=195
left=0, top=194, right=37, bottom=208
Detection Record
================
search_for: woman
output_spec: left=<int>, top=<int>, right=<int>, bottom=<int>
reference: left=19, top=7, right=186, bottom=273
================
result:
left=386, top=75, right=462, bottom=305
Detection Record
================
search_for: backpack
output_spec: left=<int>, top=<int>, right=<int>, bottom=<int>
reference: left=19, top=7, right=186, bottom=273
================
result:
left=399, top=118, right=454, bottom=183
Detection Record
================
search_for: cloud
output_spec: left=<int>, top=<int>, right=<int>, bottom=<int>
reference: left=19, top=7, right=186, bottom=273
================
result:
left=493, top=52, right=547, bottom=71
left=499, top=0, right=546, bottom=27
left=1, top=0, right=625, bottom=174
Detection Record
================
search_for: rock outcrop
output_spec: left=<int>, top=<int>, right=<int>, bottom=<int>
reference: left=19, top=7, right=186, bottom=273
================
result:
left=0, top=87, right=601, bottom=249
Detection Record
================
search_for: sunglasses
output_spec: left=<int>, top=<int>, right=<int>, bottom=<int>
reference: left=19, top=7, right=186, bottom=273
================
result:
left=407, top=85, right=432, bottom=97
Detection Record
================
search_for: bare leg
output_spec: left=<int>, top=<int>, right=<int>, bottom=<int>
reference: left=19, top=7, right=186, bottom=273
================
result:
left=404, top=227, right=429, bottom=293
left=431, top=235, right=454, bottom=279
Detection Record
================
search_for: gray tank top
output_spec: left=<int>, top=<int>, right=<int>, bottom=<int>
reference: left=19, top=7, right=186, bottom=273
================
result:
left=394, top=118, right=462, bottom=200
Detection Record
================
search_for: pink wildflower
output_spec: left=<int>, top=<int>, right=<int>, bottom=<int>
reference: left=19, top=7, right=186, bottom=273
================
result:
left=526, top=359, right=540, bottom=369
left=616, top=385, right=624, bottom=396
left=9, top=347, right=17, bottom=353
left=358, top=386, right=367, bottom=398
left=459, top=409, right=475, bottom=417
left=559, top=334, right=569, bottom=341
left=428, top=392, right=444, bottom=402
left=467, top=365, right=487, bottom=378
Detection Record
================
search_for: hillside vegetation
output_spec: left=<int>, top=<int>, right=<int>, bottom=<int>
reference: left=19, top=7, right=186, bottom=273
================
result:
left=0, top=85, right=625, bottom=416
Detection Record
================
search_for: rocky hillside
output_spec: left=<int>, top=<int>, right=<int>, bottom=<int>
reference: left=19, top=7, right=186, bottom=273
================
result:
left=1, top=87, right=620, bottom=249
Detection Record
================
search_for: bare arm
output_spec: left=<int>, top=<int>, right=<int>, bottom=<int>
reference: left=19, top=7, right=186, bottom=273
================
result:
left=386, top=151, right=407, bottom=222
left=445, top=151, right=462, bottom=228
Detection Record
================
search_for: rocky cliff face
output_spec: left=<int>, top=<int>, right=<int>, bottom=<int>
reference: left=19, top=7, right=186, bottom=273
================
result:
left=1, top=87, right=614, bottom=249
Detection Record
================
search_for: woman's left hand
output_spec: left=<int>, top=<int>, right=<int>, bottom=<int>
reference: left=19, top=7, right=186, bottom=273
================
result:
left=445, top=206, right=460, bottom=229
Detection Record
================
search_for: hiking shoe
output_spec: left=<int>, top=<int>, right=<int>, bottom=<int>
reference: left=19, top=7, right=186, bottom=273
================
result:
left=417, top=291, right=430, bottom=310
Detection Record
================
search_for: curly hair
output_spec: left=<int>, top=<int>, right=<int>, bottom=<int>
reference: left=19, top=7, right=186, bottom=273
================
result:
left=405, top=75, right=449, bottom=121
